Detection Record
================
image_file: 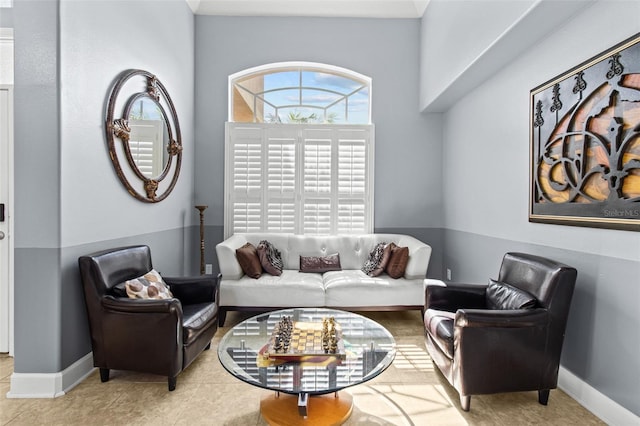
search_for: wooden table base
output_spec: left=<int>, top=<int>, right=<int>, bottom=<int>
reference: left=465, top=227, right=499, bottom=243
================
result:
left=260, top=391, right=353, bottom=426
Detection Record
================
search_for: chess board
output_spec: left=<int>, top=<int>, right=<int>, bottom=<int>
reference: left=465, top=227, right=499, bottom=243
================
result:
left=263, top=320, right=346, bottom=362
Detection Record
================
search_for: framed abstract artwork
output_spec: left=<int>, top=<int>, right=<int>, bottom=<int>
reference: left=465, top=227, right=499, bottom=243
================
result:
left=530, top=33, right=640, bottom=231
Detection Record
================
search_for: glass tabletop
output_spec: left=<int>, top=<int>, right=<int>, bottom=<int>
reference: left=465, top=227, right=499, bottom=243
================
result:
left=217, top=308, right=396, bottom=396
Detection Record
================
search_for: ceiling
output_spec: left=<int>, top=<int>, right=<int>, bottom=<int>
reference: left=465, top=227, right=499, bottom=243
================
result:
left=186, top=0, right=430, bottom=18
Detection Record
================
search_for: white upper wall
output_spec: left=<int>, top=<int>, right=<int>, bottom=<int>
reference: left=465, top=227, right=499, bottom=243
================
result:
left=419, top=0, right=596, bottom=112
left=420, top=0, right=533, bottom=110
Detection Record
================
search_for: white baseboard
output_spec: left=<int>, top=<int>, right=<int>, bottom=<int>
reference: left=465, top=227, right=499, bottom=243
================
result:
left=558, top=366, right=639, bottom=425
left=6, top=352, right=95, bottom=399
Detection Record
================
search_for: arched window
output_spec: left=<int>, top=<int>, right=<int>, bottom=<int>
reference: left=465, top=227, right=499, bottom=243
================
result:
left=225, top=63, right=374, bottom=237
left=230, top=62, right=371, bottom=124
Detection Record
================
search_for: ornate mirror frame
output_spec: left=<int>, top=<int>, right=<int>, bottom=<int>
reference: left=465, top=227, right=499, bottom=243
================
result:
left=105, top=69, right=183, bottom=202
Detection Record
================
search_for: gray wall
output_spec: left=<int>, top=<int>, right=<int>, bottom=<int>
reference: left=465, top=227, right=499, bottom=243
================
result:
left=13, top=0, right=62, bottom=373
left=194, top=16, right=445, bottom=274
left=422, top=0, right=640, bottom=416
left=12, top=0, right=197, bottom=373
left=0, top=5, right=12, bottom=27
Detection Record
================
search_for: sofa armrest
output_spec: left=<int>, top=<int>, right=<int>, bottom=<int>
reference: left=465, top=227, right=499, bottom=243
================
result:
left=425, top=282, right=486, bottom=312
left=216, top=234, right=249, bottom=279
left=455, top=308, right=548, bottom=328
left=164, top=275, right=219, bottom=305
left=396, top=235, right=431, bottom=279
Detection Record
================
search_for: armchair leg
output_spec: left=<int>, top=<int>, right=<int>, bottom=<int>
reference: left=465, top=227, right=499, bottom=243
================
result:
left=460, top=395, right=471, bottom=411
left=538, top=389, right=550, bottom=405
left=168, top=376, right=177, bottom=391
left=99, top=368, right=110, bottom=383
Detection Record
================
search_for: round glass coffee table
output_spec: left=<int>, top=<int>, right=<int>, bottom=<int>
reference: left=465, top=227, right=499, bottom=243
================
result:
left=218, top=308, right=396, bottom=425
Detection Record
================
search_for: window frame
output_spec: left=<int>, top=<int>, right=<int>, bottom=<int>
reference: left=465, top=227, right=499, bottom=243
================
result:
left=228, top=61, right=372, bottom=125
left=225, top=62, right=374, bottom=238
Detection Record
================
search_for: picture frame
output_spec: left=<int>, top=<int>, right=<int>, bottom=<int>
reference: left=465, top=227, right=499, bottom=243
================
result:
left=529, top=33, right=640, bottom=231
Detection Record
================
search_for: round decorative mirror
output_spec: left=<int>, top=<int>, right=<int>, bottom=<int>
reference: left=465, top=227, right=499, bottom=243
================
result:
left=105, top=69, right=182, bottom=202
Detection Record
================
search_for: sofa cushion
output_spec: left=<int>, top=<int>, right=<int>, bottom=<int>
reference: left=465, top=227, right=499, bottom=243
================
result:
left=386, top=245, right=409, bottom=278
left=257, top=240, right=283, bottom=276
left=124, top=269, right=173, bottom=300
left=424, top=309, right=455, bottom=359
left=486, top=279, right=537, bottom=310
left=300, top=253, right=341, bottom=273
left=323, top=270, right=424, bottom=307
left=236, top=243, right=262, bottom=279
left=219, top=270, right=325, bottom=307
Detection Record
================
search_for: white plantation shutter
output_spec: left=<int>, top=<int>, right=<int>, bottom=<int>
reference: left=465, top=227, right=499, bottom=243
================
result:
left=224, top=123, right=373, bottom=238
left=303, top=138, right=332, bottom=194
left=267, top=202, right=296, bottom=233
left=337, top=201, right=366, bottom=234
left=232, top=143, right=262, bottom=195
left=266, top=139, right=296, bottom=194
left=338, top=141, right=366, bottom=195
left=303, top=200, right=332, bottom=235
left=227, top=126, right=263, bottom=235
left=265, top=131, right=297, bottom=233
left=232, top=202, right=262, bottom=234
left=337, top=130, right=369, bottom=233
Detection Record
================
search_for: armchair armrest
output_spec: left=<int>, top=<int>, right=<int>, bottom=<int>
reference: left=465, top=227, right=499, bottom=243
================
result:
left=455, top=308, right=548, bottom=328
left=164, top=274, right=219, bottom=305
left=99, top=295, right=183, bottom=375
left=102, top=295, right=183, bottom=315
left=425, top=283, right=487, bottom=312
left=453, top=307, right=550, bottom=394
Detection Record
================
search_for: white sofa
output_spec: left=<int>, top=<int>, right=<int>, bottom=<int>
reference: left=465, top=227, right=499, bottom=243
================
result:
left=215, top=233, right=432, bottom=325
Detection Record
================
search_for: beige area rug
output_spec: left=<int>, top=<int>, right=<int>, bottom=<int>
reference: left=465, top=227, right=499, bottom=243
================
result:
left=0, top=310, right=604, bottom=425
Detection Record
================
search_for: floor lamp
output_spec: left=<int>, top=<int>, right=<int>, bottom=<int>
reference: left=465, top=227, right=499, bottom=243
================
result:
left=195, top=205, right=207, bottom=275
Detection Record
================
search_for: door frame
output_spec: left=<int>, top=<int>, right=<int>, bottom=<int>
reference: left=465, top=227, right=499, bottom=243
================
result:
left=0, top=84, right=14, bottom=355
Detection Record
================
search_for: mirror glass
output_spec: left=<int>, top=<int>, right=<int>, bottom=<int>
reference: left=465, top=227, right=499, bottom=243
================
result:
left=127, top=96, right=169, bottom=179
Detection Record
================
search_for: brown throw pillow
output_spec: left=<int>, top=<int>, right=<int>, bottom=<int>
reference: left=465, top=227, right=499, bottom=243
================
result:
left=370, top=242, right=395, bottom=277
left=236, top=242, right=262, bottom=279
left=385, top=245, right=409, bottom=279
left=300, top=253, right=341, bottom=273
left=256, top=240, right=283, bottom=276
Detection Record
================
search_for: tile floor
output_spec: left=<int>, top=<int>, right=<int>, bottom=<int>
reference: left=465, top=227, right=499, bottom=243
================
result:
left=0, top=310, right=604, bottom=425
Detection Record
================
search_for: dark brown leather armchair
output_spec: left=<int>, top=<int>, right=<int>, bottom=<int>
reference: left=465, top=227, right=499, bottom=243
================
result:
left=424, top=252, right=577, bottom=411
left=78, top=245, right=220, bottom=391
